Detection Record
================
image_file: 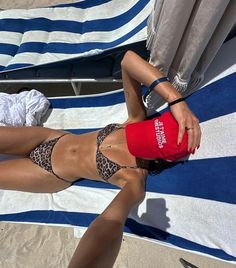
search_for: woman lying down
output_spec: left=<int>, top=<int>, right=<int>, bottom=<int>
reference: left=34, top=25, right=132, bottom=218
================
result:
left=0, top=51, right=201, bottom=268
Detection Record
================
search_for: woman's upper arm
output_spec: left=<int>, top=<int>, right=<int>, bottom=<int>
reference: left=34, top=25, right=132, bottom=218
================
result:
left=109, top=169, right=147, bottom=192
left=122, top=117, right=144, bottom=126
left=121, top=52, right=147, bottom=124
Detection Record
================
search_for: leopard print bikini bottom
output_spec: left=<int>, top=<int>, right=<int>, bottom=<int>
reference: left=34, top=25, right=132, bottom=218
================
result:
left=29, top=134, right=72, bottom=183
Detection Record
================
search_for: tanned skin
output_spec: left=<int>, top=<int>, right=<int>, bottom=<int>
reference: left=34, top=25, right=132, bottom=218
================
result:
left=0, top=51, right=201, bottom=268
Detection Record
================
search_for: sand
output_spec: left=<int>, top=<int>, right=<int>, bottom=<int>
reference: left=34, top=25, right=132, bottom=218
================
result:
left=1, top=222, right=235, bottom=268
left=0, top=1, right=236, bottom=267
left=0, top=0, right=79, bottom=9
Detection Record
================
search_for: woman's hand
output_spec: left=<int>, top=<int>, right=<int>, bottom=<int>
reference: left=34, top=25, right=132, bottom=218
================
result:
left=169, top=101, right=201, bottom=153
left=120, top=50, right=201, bottom=153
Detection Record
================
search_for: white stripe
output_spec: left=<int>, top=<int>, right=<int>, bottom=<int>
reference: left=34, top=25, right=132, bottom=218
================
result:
left=0, top=186, right=118, bottom=215
left=0, top=0, right=152, bottom=22
left=133, top=192, right=236, bottom=257
left=0, top=32, right=22, bottom=45
left=1, top=186, right=235, bottom=256
left=189, top=113, right=236, bottom=160
left=3, top=50, right=104, bottom=68
left=50, top=88, right=124, bottom=99
left=0, top=54, right=13, bottom=67
left=42, top=103, right=128, bottom=129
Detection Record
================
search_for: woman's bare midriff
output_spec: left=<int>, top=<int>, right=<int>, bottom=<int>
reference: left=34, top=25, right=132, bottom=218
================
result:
left=50, top=131, right=98, bottom=181
left=50, top=128, right=146, bottom=186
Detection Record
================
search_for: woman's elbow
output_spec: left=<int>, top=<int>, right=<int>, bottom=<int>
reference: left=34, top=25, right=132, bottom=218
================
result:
left=121, top=50, right=135, bottom=70
left=134, top=185, right=146, bottom=204
left=135, top=187, right=145, bottom=203
left=125, top=178, right=146, bottom=203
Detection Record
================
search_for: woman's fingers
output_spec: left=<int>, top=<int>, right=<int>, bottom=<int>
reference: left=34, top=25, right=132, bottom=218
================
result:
left=177, top=121, right=186, bottom=146
left=194, top=122, right=201, bottom=150
left=185, top=116, right=201, bottom=152
left=186, top=127, right=195, bottom=152
left=197, top=125, right=201, bottom=149
left=170, top=103, right=201, bottom=154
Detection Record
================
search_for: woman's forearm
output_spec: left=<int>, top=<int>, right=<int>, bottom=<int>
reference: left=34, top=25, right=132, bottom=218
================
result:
left=68, top=215, right=124, bottom=268
left=68, top=180, right=146, bottom=268
left=121, top=50, right=182, bottom=103
left=121, top=50, right=201, bottom=153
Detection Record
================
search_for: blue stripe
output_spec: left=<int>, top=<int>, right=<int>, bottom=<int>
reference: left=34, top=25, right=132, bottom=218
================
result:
left=125, top=218, right=236, bottom=261
left=185, top=73, right=236, bottom=122
left=49, top=86, right=143, bottom=109
left=49, top=73, right=236, bottom=112
left=1, top=63, right=32, bottom=72
left=0, top=210, right=97, bottom=227
left=65, top=128, right=99, bottom=135
left=146, top=157, right=236, bottom=204
left=73, top=157, right=236, bottom=204
left=0, top=43, right=18, bottom=56
left=52, top=0, right=113, bottom=8
left=0, top=1, right=149, bottom=34
left=0, top=210, right=235, bottom=261
left=49, top=91, right=125, bottom=108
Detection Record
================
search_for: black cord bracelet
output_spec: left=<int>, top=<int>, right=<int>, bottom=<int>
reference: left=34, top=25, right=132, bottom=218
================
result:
left=168, top=97, right=185, bottom=107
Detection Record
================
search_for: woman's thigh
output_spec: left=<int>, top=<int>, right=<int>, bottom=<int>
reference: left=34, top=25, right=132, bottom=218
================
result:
left=0, top=158, right=71, bottom=193
left=0, top=126, right=64, bottom=156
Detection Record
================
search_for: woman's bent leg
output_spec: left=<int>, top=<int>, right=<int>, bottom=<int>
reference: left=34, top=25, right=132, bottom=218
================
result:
left=0, top=126, right=63, bottom=156
left=0, top=158, right=71, bottom=193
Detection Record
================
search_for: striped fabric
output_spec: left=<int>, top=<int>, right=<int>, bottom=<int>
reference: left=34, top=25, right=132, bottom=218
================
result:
left=0, top=0, right=153, bottom=73
left=0, top=38, right=236, bottom=263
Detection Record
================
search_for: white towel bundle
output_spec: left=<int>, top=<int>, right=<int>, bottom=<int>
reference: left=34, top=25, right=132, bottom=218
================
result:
left=0, top=89, right=50, bottom=127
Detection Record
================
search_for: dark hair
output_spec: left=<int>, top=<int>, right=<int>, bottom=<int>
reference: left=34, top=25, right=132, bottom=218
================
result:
left=136, top=157, right=176, bottom=176
left=147, top=158, right=177, bottom=176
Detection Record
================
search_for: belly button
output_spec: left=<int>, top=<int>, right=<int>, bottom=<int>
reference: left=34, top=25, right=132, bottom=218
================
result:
left=70, top=148, right=77, bottom=154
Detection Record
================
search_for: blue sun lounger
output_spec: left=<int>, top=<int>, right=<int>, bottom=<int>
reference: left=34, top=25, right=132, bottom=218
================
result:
left=0, top=0, right=153, bottom=93
left=0, top=37, right=236, bottom=263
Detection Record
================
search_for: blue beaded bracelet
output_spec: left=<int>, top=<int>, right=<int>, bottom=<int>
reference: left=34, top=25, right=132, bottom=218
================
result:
left=143, top=77, right=170, bottom=102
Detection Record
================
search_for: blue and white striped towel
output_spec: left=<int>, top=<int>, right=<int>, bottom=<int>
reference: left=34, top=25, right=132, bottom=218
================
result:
left=0, top=37, right=235, bottom=263
left=0, top=0, right=153, bottom=72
